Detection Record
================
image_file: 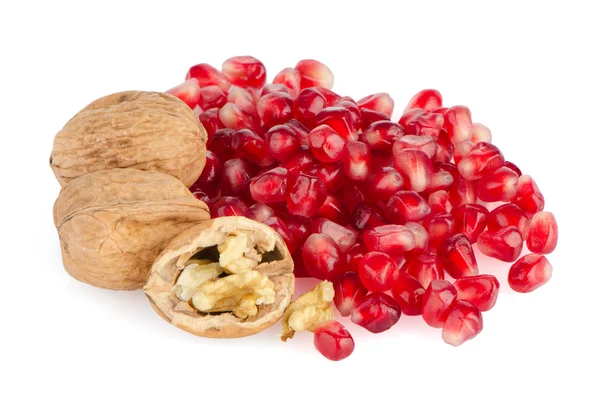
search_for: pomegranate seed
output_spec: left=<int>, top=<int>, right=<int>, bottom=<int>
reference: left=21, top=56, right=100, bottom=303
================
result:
left=261, top=84, right=289, bottom=96
left=392, top=273, right=425, bottom=315
left=425, top=214, right=456, bottom=250
left=248, top=203, right=275, bottom=223
left=428, top=190, right=453, bottom=215
left=308, top=125, right=346, bottom=163
left=453, top=275, right=500, bottom=312
left=508, top=254, right=553, bottom=293
left=453, top=141, right=474, bottom=165
left=313, top=320, right=355, bottom=361
left=487, top=203, right=531, bottom=238
left=208, top=128, right=234, bottom=161
left=406, top=112, right=445, bottom=138
left=432, top=107, right=449, bottom=116
left=307, top=163, right=346, bottom=194
left=186, top=63, right=231, bottom=91
left=503, top=161, right=522, bottom=176
left=315, top=106, right=358, bottom=141
left=339, top=183, right=365, bottom=214
left=333, top=272, right=368, bottom=317
left=454, top=204, right=489, bottom=243
left=167, top=79, right=201, bottom=109
left=526, top=211, right=558, bottom=254
left=443, top=105, right=473, bottom=144
left=292, top=251, right=311, bottom=278
left=293, top=88, right=327, bottom=129
left=190, top=150, right=221, bottom=191
left=437, top=234, right=478, bottom=279
left=511, top=174, right=545, bottom=214
left=360, top=109, right=391, bottom=130
left=363, top=224, right=416, bottom=255
left=458, top=142, right=505, bottom=181
left=317, top=195, right=350, bottom=225
left=352, top=205, right=386, bottom=230
left=404, top=89, right=443, bottom=112
left=405, top=254, right=444, bottom=288
left=199, top=108, right=225, bottom=144
left=285, top=119, right=311, bottom=146
left=433, top=131, right=455, bottom=163
left=265, top=124, right=301, bottom=161
left=313, top=218, right=358, bottom=252
left=231, top=129, right=275, bottom=167
left=281, top=149, right=316, bottom=176
left=470, top=122, right=492, bottom=143
left=371, top=150, right=395, bottom=170
left=424, top=167, right=455, bottom=195
left=422, top=279, right=457, bottom=328
left=337, top=98, right=362, bottom=128
left=219, top=103, right=259, bottom=131
left=286, top=172, right=328, bottom=217
left=197, top=85, right=227, bottom=110
left=227, top=86, right=258, bottom=117
left=191, top=189, right=214, bottom=206
left=211, top=196, right=250, bottom=218
left=295, top=59, right=334, bottom=89
left=357, top=93, right=394, bottom=117
left=264, top=216, right=297, bottom=253
left=393, top=148, right=433, bottom=192
left=220, top=158, right=254, bottom=196
left=314, top=87, right=341, bottom=106
left=257, top=92, right=294, bottom=129
left=360, top=121, right=405, bottom=151
left=249, top=167, right=289, bottom=203
left=345, top=243, right=366, bottom=273
left=385, top=190, right=431, bottom=223
left=285, top=215, right=312, bottom=246
left=399, top=108, right=425, bottom=129
left=351, top=292, right=401, bottom=333
left=302, top=233, right=345, bottom=280
left=342, top=141, right=372, bottom=181
left=273, top=67, right=302, bottom=99
left=221, top=56, right=266, bottom=89
left=359, top=252, right=401, bottom=292
left=364, top=167, right=404, bottom=202
left=404, top=222, right=430, bottom=254
left=448, top=179, right=478, bottom=207
left=442, top=300, right=483, bottom=346
left=477, top=226, right=524, bottom=262
left=393, top=135, right=437, bottom=159
left=477, top=166, right=519, bottom=202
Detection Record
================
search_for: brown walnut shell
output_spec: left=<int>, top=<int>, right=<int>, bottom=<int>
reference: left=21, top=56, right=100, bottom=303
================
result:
left=50, top=90, right=207, bottom=187
left=144, top=217, right=295, bottom=338
left=53, top=168, right=210, bottom=290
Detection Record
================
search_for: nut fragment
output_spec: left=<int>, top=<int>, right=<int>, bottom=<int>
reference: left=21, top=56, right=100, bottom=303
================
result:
left=172, top=260, right=221, bottom=301
left=217, top=233, right=260, bottom=273
left=280, top=281, right=335, bottom=341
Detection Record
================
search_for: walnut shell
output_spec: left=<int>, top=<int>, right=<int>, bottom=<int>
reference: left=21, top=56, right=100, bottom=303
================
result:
left=53, top=168, right=210, bottom=290
left=144, top=217, right=295, bottom=338
left=50, top=90, right=207, bottom=187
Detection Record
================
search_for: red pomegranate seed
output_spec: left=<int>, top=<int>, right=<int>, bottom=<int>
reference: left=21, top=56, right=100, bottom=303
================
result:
left=405, top=254, right=444, bottom=288
left=487, top=203, right=531, bottom=238
left=511, top=174, right=545, bottom=214
left=477, top=226, right=524, bottom=262
left=221, top=56, right=266, bottom=89
left=342, top=141, right=372, bottom=181
left=453, top=275, right=500, bottom=312
left=357, top=93, right=394, bottom=117
left=313, top=320, right=355, bottom=361
left=295, top=59, right=334, bottom=89
left=315, top=106, right=358, bottom=141
left=352, top=205, right=386, bottom=230
left=363, top=224, right=416, bottom=256
left=292, top=251, right=311, bottom=278
left=248, top=203, right=275, bottom=223
left=227, top=86, right=257, bottom=116
left=333, top=272, right=368, bottom=317
left=428, top=190, right=453, bottom=215
left=458, top=142, right=504, bottom=180
left=448, top=179, right=478, bottom=207
left=257, top=92, right=294, bottom=129
left=422, top=279, right=457, bottom=328
left=167, top=79, right=201, bottom=109
left=404, top=222, right=430, bottom=254
left=406, top=112, right=445, bottom=139
left=261, top=84, right=289, bottom=96
left=393, top=135, right=437, bottom=159
left=314, top=87, right=341, bottom=106
left=284, top=215, right=311, bottom=245
left=359, top=252, right=401, bottom=292
left=293, top=88, right=327, bottom=129
left=211, top=196, right=250, bottom=218
left=307, top=163, right=346, bottom=194
left=424, top=214, right=456, bottom=250
left=208, top=127, right=234, bottom=161
left=231, top=129, right=275, bottom=167
left=370, top=150, right=395, bottom=170
left=337, top=98, right=362, bottom=128
left=285, top=119, right=311, bottom=146
left=437, top=234, right=478, bottom=279
left=273, top=67, right=302, bottom=99
left=391, top=273, right=425, bottom=315
left=302, top=233, right=345, bottom=280
left=313, top=218, right=358, bottom=252
left=393, top=148, right=433, bottom=192
left=345, top=243, right=366, bottom=273
left=351, top=292, right=401, bottom=333
left=308, top=125, right=346, bottom=163
left=385, top=190, right=431, bottom=223
left=508, top=254, right=553, bottom=293
left=264, top=216, right=297, bottom=253
left=398, top=108, right=425, bottom=129
left=433, top=131, right=455, bottom=163
left=220, top=158, right=254, bottom=196
left=360, top=109, right=390, bottom=130
left=503, top=161, right=522, bottom=176
left=443, top=105, right=473, bottom=144
left=186, top=63, right=231, bottom=91
left=365, top=167, right=404, bottom=202
left=316, top=195, right=350, bottom=225
left=249, top=167, right=289, bottom=203
left=442, top=300, right=483, bottom=346
left=199, top=108, right=225, bottom=144
left=286, top=172, right=328, bottom=217
left=265, top=124, right=301, bottom=161
left=424, top=167, right=455, bottom=195
left=454, top=204, right=489, bottom=243
left=339, top=183, right=365, bottom=214
left=404, top=89, right=443, bottom=112
left=219, top=103, right=259, bottom=131
left=526, top=211, right=558, bottom=254
left=477, top=166, right=519, bottom=202
left=431, top=107, right=449, bottom=115
left=190, top=150, right=221, bottom=191
left=281, top=149, right=316, bottom=176
left=191, top=189, right=215, bottom=206
left=453, top=141, right=474, bottom=165
left=470, top=122, right=492, bottom=144
left=360, top=121, right=405, bottom=151
left=197, top=85, right=227, bottom=110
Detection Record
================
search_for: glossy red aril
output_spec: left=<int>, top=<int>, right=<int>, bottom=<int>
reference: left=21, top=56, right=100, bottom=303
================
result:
left=273, top=67, right=302, bottom=99
left=443, top=105, right=473, bottom=144
left=399, top=108, right=424, bottom=129
left=359, top=252, right=401, bottom=292
left=336, top=99, right=362, bottom=129
left=357, top=93, right=394, bottom=117
left=308, top=125, right=346, bottom=163
left=295, top=59, right=334, bottom=89
left=264, top=216, right=297, bottom=253
left=425, top=167, right=455, bottom=195
left=231, top=129, right=275, bottom=167
left=453, top=141, right=474, bottom=165
left=285, top=216, right=312, bottom=247
left=167, top=79, right=201, bottom=109
left=393, top=135, right=437, bottom=159
left=404, top=89, right=443, bottom=112
left=208, top=128, right=234, bottom=161
left=312, top=218, right=358, bottom=252
left=437, top=234, right=478, bottom=279
left=222, top=56, right=266, bottom=89
left=315, top=107, right=357, bottom=141
left=453, top=275, right=500, bottom=312
left=424, top=214, right=456, bottom=250
left=286, top=172, right=328, bottom=217
left=265, top=124, right=301, bottom=161
left=199, top=108, right=225, bottom=144
left=352, top=205, right=386, bottom=230
left=227, top=86, right=257, bottom=116
left=190, top=150, right=221, bottom=190
left=314, top=87, right=340, bottom=106
left=345, top=244, right=366, bottom=273
left=282, top=149, right=316, bottom=176
left=385, top=190, right=431, bottom=223
left=302, top=233, right=344, bottom=280
left=503, top=161, right=522, bottom=176
left=317, top=195, right=350, bottom=225
left=186, top=63, right=231, bottom=91
left=351, top=292, right=401, bottom=333
left=248, top=203, right=275, bottom=223
left=293, top=88, right=327, bottom=129
left=422, top=280, right=457, bottom=328
left=307, top=163, right=346, bottom=194
left=342, top=142, right=372, bottom=181
left=360, top=109, right=390, bottom=130
left=477, top=226, right=524, bottom=262
left=428, top=190, right=453, bottom=214
left=333, top=272, right=368, bottom=316
left=363, top=224, right=416, bottom=256
left=508, top=254, right=553, bottom=293
left=391, top=274, right=425, bottom=315
left=454, top=204, right=489, bottom=243
left=366, top=167, right=404, bottom=202
left=458, top=142, right=504, bottom=180
left=220, top=158, right=254, bottom=196
left=449, top=179, right=478, bottom=207
left=511, top=174, right=545, bottom=214
left=360, top=121, right=405, bottom=151
left=211, top=196, right=250, bottom=218
left=477, top=166, right=519, bottom=202
left=197, top=85, right=227, bottom=110
left=257, top=92, right=293, bottom=129
left=313, top=320, right=355, bottom=361
left=433, top=131, right=454, bottom=163
left=285, top=119, right=311, bottom=146
left=249, top=167, right=288, bottom=203
left=393, top=148, right=433, bottom=192
left=404, top=222, right=430, bottom=254
left=406, top=112, right=444, bottom=139
left=470, top=122, right=492, bottom=143
left=442, top=300, right=483, bottom=346
left=527, top=211, right=558, bottom=254
left=405, top=254, right=444, bottom=288
left=488, top=203, right=531, bottom=238
left=261, top=84, right=289, bottom=96
left=219, top=103, right=259, bottom=131
left=339, top=183, right=365, bottom=214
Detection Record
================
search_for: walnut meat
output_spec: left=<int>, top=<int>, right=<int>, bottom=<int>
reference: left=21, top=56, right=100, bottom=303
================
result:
left=50, top=91, right=207, bottom=187
left=53, top=168, right=210, bottom=290
left=144, top=217, right=295, bottom=338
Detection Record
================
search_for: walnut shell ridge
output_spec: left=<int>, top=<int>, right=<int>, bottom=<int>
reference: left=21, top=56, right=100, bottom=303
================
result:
left=144, top=217, right=295, bottom=338
left=53, top=168, right=210, bottom=290
left=50, top=90, right=207, bottom=187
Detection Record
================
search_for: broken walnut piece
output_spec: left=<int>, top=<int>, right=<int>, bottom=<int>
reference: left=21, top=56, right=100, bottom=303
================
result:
left=172, top=259, right=221, bottom=302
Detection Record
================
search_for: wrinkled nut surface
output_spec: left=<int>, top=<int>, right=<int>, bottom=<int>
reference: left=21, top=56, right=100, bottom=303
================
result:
left=144, top=217, right=294, bottom=338
left=50, top=90, right=207, bottom=187
left=53, top=168, right=210, bottom=290
left=280, top=281, right=335, bottom=342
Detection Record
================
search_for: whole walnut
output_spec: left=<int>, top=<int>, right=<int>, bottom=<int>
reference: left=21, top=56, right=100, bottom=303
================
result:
left=53, top=168, right=210, bottom=290
left=50, top=91, right=207, bottom=187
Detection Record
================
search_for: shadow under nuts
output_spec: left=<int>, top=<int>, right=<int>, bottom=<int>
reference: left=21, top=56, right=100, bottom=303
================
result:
left=53, top=168, right=210, bottom=290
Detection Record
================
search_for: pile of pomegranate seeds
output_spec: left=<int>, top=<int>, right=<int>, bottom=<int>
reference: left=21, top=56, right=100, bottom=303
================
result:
left=169, top=56, right=558, bottom=360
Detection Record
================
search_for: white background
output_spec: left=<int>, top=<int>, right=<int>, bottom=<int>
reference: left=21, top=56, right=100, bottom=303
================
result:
left=1, top=1, right=598, bottom=396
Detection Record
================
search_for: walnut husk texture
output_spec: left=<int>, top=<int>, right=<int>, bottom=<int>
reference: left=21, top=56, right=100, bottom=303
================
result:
left=50, top=91, right=207, bottom=187
left=54, top=168, right=210, bottom=290
left=144, top=217, right=295, bottom=338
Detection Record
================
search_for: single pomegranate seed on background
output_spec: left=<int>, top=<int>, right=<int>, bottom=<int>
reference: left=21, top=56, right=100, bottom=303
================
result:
left=219, top=103, right=259, bottom=131
left=248, top=203, right=275, bottom=223
left=391, top=273, right=426, bottom=315
left=511, top=174, right=545, bottom=214
left=385, top=190, right=431, bottom=223
left=313, top=320, right=355, bottom=361
left=264, top=216, right=297, bottom=253
left=477, top=166, right=519, bottom=202
left=454, top=204, right=489, bottom=243
left=393, top=135, right=438, bottom=159
left=345, top=244, right=366, bottom=273
left=508, top=254, right=553, bottom=293
left=167, top=79, right=201, bottom=109
left=295, top=59, right=334, bottom=89
left=359, top=252, right=401, bottom=292
left=477, top=226, right=524, bottom=262
left=424, top=214, right=456, bottom=250
left=360, top=121, right=405, bottom=151
left=352, top=205, right=386, bottom=230
left=428, top=190, right=453, bottom=214
left=399, top=108, right=425, bottom=129
left=186, top=63, right=231, bottom=91
left=433, top=131, right=454, bottom=163
left=197, top=85, right=227, bottom=110
left=227, top=86, right=258, bottom=116
left=437, top=233, right=478, bottom=279
left=211, top=196, right=250, bottom=218
left=222, top=56, right=266, bottom=89
left=527, top=211, right=558, bottom=254
left=363, top=224, right=416, bottom=255
left=453, top=141, right=474, bottom=165
left=257, top=92, right=294, bottom=129
left=265, top=124, right=301, bottom=161
left=273, top=67, right=302, bottom=99
left=470, top=122, right=492, bottom=143
left=393, top=148, right=433, bottom=192
left=342, top=141, right=372, bottom=181
left=190, top=150, right=221, bottom=191
left=293, top=88, right=327, bottom=129
left=503, top=161, right=522, bottom=176
left=312, top=218, right=358, bottom=252
left=458, top=142, right=504, bottom=180
left=351, top=292, right=401, bottom=333
left=442, top=300, right=483, bottom=346
left=249, top=167, right=289, bottom=203
left=198, top=108, right=225, bottom=144
left=405, top=254, right=444, bottom=288
left=286, top=172, right=328, bottom=217
left=317, top=195, right=350, bottom=225
left=404, top=222, right=430, bottom=254
left=365, top=167, right=404, bottom=202
left=406, top=112, right=444, bottom=139
left=443, top=105, right=473, bottom=144
left=231, top=129, right=275, bottom=167
left=308, top=125, right=346, bottom=163
left=261, top=84, right=289, bottom=96
left=333, top=272, right=369, bottom=316
left=453, top=275, right=500, bottom=312
left=404, top=89, right=443, bottom=112
left=208, top=128, right=235, bottom=161
left=307, top=163, right=346, bottom=194
left=220, top=158, right=255, bottom=196
left=357, top=93, right=394, bottom=117
left=422, top=279, right=457, bottom=328
left=285, top=216, right=312, bottom=248
left=315, top=106, right=358, bottom=141
left=302, top=233, right=345, bottom=280
left=487, top=203, right=531, bottom=238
